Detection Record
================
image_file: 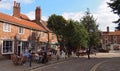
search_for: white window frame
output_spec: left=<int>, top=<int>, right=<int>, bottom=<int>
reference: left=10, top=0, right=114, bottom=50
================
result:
left=18, top=27, right=24, bottom=34
left=2, top=40, right=14, bottom=54
left=3, top=23, right=11, bottom=32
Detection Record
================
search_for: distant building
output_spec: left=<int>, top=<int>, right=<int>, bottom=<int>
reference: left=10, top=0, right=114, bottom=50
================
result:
left=0, top=1, right=57, bottom=57
left=102, top=26, right=120, bottom=50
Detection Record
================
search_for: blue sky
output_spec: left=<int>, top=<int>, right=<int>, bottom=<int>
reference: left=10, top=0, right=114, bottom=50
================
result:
left=0, top=0, right=102, bottom=16
left=0, top=0, right=118, bottom=31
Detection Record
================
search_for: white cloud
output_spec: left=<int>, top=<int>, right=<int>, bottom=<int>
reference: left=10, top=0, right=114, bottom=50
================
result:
left=95, top=0, right=118, bottom=31
left=0, top=1, right=13, bottom=10
left=13, top=0, right=35, bottom=4
left=26, top=11, right=35, bottom=20
left=62, top=12, right=84, bottom=21
left=26, top=11, right=48, bottom=21
left=0, top=0, right=118, bottom=31
left=62, top=0, right=118, bottom=31
left=42, top=16, right=48, bottom=21
left=0, top=0, right=35, bottom=10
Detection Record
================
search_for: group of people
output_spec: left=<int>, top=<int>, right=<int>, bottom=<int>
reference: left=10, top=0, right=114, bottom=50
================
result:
left=34, top=46, right=63, bottom=63
left=34, top=47, right=48, bottom=64
left=11, top=46, right=64, bottom=66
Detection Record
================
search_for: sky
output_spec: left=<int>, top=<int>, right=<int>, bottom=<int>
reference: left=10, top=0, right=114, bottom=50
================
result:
left=0, top=0, right=118, bottom=31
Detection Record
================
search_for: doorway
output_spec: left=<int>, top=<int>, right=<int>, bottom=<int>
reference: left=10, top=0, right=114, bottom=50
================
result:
left=17, top=41, right=22, bottom=56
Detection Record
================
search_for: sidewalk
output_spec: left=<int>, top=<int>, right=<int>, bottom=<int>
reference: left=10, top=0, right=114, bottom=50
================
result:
left=82, top=52, right=120, bottom=58
left=0, top=55, right=73, bottom=71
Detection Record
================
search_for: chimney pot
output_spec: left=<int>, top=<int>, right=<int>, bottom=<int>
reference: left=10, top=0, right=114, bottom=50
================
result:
left=14, top=1, right=16, bottom=7
left=107, top=26, right=109, bottom=33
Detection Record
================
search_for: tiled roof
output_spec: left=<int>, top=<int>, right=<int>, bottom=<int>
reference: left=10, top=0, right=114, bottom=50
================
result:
left=102, top=30, right=120, bottom=35
left=0, top=12, right=46, bottom=32
left=40, top=20, right=52, bottom=32
left=20, top=14, right=30, bottom=21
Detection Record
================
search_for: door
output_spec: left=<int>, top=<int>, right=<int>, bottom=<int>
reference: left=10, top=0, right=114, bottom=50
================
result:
left=17, top=41, right=22, bottom=56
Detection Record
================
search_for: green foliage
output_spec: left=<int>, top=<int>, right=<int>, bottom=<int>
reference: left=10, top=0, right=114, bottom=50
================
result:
left=47, top=14, right=68, bottom=52
left=47, top=14, right=67, bottom=36
left=64, top=20, right=88, bottom=48
left=47, top=11, right=100, bottom=52
left=108, top=0, right=120, bottom=30
left=80, top=9, right=100, bottom=48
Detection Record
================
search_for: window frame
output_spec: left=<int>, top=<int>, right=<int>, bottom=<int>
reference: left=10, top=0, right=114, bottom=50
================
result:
left=3, top=23, right=11, bottom=32
left=2, top=40, right=14, bottom=54
left=18, top=27, right=24, bottom=34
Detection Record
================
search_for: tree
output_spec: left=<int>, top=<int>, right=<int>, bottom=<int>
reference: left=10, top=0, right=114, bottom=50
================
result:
left=47, top=14, right=89, bottom=56
left=108, top=0, right=120, bottom=30
left=80, top=9, right=100, bottom=59
left=64, top=20, right=88, bottom=54
left=47, top=14, right=67, bottom=50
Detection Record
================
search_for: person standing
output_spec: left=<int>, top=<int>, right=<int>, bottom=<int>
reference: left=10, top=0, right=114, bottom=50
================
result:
left=25, top=49, right=32, bottom=67
left=41, top=47, right=47, bottom=64
left=86, top=48, right=90, bottom=59
left=56, top=47, right=60, bottom=61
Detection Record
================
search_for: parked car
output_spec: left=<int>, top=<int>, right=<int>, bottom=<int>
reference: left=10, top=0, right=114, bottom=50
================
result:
left=114, top=47, right=120, bottom=50
left=98, top=48, right=109, bottom=53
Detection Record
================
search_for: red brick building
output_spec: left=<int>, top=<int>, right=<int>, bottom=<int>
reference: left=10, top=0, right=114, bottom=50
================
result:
left=0, top=1, right=57, bottom=57
left=102, top=26, right=120, bottom=50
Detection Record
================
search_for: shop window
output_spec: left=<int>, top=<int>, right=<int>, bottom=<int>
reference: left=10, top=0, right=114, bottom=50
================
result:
left=22, top=41, right=29, bottom=52
left=2, top=40, right=14, bottom=54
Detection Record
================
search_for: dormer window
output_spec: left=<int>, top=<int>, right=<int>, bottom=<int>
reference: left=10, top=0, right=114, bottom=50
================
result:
left=19, top=27, right=24, bottom=34
left=3, top=23, right=11, bottom=32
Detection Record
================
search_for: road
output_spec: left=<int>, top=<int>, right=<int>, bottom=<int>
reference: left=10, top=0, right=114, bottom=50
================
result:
left=31, top=58, right=109, bottom=71
left=30, top=52, right=120, bottom=71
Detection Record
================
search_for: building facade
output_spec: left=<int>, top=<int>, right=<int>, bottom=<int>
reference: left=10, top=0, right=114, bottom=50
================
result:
left=0, top=1, right=57, bottom=57
left=102, top=26, right=120, bottom=50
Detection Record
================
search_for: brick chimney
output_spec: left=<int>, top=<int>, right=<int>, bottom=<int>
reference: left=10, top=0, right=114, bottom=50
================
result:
left=35, top=6, right=41, bottom=23
left=13, top=1, right=20, bottom=18
left=107, top=26, right=109, bottom=33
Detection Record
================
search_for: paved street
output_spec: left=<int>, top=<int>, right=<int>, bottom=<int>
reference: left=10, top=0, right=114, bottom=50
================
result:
left=31, top=57, right=109, bottom=71
left=0, top=51, right=120, bottom=71
left=95, top=57, right=120, bottom=71
left=31, top=51, right=120, bottom=71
